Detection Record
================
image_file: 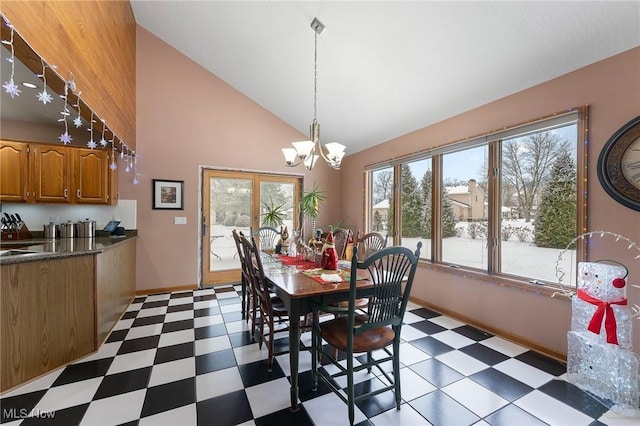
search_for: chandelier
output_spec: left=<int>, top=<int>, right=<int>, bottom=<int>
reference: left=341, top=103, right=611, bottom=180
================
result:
left=282, top=18, right=345, bottom=170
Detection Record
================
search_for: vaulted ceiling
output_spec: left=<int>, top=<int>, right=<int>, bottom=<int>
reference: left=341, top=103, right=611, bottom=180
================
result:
left=4, top=2, right=639, bottom=157
left=130, top=1, right=639, bottom=155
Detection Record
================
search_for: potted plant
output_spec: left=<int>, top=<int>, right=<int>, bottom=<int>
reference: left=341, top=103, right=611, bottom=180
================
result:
left=261, top=199, right=286, bottom=228
left=299, top=182, right=326, bottom=239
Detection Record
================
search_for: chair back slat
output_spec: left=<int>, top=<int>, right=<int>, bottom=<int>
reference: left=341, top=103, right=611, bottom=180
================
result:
left=350, top=243, right=421, bottom=333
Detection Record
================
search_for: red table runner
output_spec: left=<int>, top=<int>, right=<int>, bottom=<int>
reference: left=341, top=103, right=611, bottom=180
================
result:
left=276, top=255, right=317, bottom=271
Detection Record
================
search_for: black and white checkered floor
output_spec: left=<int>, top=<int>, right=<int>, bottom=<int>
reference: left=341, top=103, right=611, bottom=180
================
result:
left=1, top=284, right=635, bottom=425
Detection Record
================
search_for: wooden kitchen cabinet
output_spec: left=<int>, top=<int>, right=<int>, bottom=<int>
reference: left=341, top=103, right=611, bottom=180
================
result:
left=0, top=236, right=137, bottom=392
left=0, top=140, right=117, bottom=205
left=73, top=148, right=109, bottom=204
left=1, top=254, right=96, bottom=392
left=0, top=141, right=29, bottom=202
left=32, top=143, right=71, bottom=203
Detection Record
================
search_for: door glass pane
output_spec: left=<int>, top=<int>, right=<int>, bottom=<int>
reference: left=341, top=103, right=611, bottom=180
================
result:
left=442, top=145, right=488, bottom=268
left=370, top=167, right=393, bottom=237
left=500, top=124, right=577, bottom=283
left=401, top=158, right=431, bottom=259
left=259, top=181, right=295, bottom=232
left=209, top=177, right=252, bottom=272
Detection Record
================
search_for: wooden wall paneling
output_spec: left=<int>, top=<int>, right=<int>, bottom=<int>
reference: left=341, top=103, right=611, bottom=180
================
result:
left=0, top=1, right=136, bottom=149
left=1, top=255, right=96, bottom=392
left=96, top=239, right=136, bottom=345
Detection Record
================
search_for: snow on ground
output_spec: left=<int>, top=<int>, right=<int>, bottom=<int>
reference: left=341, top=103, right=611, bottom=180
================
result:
left=209, top=219, right=576, bottom=286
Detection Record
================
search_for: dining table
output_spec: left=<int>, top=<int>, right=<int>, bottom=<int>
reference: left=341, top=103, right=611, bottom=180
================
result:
left=261, top=254, right=372, bottom=412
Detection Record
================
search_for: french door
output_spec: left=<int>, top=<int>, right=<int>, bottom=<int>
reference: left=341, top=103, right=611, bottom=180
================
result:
left=202, top=169, right=301, bottom=285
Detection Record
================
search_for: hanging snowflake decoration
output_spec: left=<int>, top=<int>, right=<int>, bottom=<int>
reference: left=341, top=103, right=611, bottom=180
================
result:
left=36, top=59, right=53, bottom=104
left=131, top=154, right=139, bottom=184
left=86, top=112, right=96, bottom=149
left=99, top=119, right=108, bottom=147
left=59, top=131, right=73, bottom=145
left=37, top=90, right=53, bottom=104
left=58, top=81, right=72, bottom=145
left=2, top=79, right=20, bottom=98
left=73, top=91, right=83, bottom=127
left=109, top=140, right=117, bottom=170
left=2, top=23, right=21, bottom=99
left=124, top=151, right=130, bottom=172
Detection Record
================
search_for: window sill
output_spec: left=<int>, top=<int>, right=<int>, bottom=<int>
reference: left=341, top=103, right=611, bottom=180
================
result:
left=419, top=260, right=573, bottom=301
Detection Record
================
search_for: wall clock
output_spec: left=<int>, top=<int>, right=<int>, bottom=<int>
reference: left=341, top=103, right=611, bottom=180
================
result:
left=597, top=115, right=640, bottom=211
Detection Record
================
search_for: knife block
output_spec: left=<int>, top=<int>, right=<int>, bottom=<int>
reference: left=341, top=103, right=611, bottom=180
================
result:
left=1, top=223, right=33, bottom=240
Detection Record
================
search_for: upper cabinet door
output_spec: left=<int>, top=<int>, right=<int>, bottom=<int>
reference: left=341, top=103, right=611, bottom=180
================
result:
left=74, top=148, right=109, bottom=204
left=32, top=144, right=71, bottom=203
left=0, top=141, right=30, bottom=202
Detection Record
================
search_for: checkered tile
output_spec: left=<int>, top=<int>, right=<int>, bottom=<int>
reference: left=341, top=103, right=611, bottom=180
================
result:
left=0, top=284, right=626, bottom=425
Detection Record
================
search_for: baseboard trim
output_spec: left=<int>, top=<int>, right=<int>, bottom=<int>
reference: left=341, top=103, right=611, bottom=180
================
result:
left=408, top=295, right=567, bottom=363
left=136, top=284, right=198, bottom=296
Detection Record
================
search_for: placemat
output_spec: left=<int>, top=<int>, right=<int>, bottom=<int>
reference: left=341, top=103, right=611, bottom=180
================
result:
left=302, top=268, right=351, bottom=284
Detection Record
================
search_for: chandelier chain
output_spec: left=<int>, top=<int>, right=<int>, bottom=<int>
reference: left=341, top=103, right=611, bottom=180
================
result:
left=313, top=29, right=318, bottom=122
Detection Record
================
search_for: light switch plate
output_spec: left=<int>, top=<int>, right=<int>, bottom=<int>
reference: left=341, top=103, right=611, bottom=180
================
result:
left=174, top=217, right=187, bottom=225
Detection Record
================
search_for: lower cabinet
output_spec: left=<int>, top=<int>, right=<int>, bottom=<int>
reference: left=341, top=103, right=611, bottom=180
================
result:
left=0, top=238, right=136, bottom=392
left=96, top=238, right=136, bottom=344
left=0, top=255, right=95, bottom=392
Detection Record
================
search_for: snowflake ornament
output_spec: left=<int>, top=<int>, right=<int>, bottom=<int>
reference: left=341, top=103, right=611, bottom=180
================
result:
left=59, top=132, right=73, bottom=145
left=99, top=137, right=108, bottom=147
left=132, top=177, right=139, bottom=185
left=3, top=79, right=20, bottom=98
left=73, top=115, right=83, bottom=128
left=87, top=139, right=97, bottom=149
left=37, top=90, right=53, bottom=104
left=109, top=161, right=117, bottom=170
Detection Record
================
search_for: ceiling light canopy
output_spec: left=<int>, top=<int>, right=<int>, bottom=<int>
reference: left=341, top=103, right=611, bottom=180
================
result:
left=282, top=18, right=345, bottom=171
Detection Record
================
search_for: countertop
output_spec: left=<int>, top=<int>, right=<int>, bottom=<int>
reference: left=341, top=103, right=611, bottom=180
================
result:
left=0, top=232, right=137, bottom=265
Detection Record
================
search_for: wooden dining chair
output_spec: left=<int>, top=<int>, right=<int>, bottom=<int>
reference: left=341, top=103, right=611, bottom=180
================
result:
left=355, top=231, right=388, bottom=259
left=328, top=229, right=384, bottom=337
left=311, top=242, right=422, bottom=425
left=251, top=226, right=280, bottom=252
left=332, top=228, right=350, bottom=260
left=232, top=229, right=258, bottom=335
left=241, top=233, right=290, bottom=371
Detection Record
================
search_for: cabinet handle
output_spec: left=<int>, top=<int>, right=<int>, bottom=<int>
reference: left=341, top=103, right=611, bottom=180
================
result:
left=77, top=189, right=81, bottom=198
left=64, top=188, right=68, bottom=198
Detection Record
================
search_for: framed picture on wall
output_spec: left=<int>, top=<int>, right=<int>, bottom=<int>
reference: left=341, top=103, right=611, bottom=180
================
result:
left=153, top=179, right=184, bottom=210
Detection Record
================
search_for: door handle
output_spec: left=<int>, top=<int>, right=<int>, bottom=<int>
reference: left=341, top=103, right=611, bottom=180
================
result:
left=202, top=214, right=207, bottom=236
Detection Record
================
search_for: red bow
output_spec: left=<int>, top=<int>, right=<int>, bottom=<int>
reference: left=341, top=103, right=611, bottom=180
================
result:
left=577, top=289, right=627, bottom=345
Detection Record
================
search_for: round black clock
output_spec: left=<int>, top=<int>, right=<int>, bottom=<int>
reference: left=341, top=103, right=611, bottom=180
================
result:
left=597, top=115, right=640, bottom=211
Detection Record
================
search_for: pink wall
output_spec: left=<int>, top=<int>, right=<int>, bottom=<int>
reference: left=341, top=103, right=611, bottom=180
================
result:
left=123, top=27, right=341, bottom=292
left=340, top=47, right=640, bottom=357
left=129, top=26, right=639, bottom=357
